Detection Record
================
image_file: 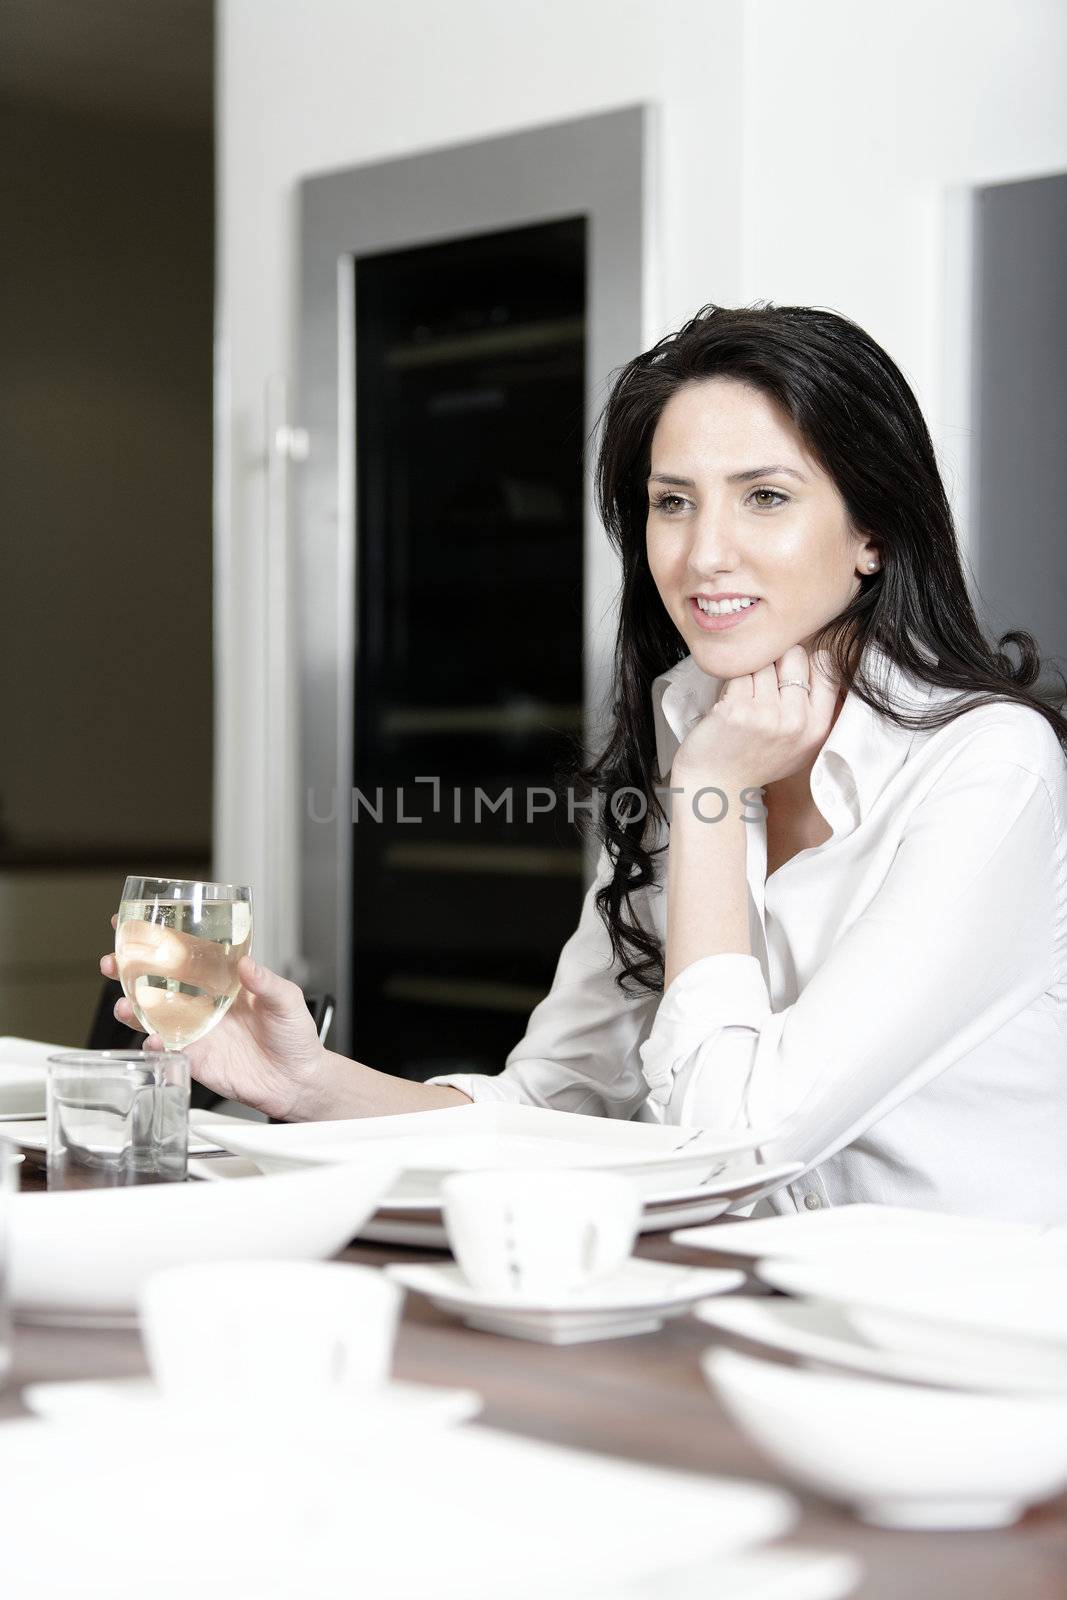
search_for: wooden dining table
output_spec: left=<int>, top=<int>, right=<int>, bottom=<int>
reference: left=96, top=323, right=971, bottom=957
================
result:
left=5, top=1161, right=1066, bottom=1600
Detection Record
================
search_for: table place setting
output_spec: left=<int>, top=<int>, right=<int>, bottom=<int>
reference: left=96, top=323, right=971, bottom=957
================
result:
left=677, top=1202, right=1067, bottom=1529
left=0, top=1182, right=861, bottom=1600
left=387, top=1169, right=745, bottom=1343
left=0, top=1247, right=841, bottom=1600
left=191, top=1100, right=804, bottom=1242
left=3, top=1024, right=1061, bottom=1585
left=21, top=1258, right=482, bottom=1437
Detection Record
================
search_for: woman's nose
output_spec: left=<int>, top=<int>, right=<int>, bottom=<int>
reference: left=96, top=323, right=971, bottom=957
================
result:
left=686, top=509, right=740, bottom=574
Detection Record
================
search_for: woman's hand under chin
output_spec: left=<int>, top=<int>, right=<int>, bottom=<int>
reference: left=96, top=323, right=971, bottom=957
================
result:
left=673, top=644, right=841, bottom=789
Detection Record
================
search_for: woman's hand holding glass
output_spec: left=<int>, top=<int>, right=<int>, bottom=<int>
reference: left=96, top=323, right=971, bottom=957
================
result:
left=101, top=895, right=327, bottom=1121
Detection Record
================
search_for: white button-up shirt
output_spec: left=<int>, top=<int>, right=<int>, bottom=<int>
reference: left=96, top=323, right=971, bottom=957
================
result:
left=431, top=640, right=1067, bottom=1225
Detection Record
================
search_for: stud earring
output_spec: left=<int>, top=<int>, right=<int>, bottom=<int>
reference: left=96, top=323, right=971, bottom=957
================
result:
left=867, top=559, right=878, bottom=572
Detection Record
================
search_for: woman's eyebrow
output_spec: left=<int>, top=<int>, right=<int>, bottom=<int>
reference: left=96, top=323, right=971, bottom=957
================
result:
left=647, top=465, right=809, bottom=486
left=726, top=464, right=809, bottom=483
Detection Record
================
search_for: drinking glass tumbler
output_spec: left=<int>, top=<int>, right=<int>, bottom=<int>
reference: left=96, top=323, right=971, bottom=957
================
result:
left=46, top=1050, right=190, bottom=1189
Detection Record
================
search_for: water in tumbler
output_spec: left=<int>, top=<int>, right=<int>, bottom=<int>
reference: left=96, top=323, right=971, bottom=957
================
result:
left=48, top=1055, right=190, bottom=1187
left=116, top=896, right=253, bottom=1048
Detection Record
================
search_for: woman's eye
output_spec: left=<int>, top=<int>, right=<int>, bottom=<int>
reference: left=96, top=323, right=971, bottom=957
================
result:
left=652, top=494, right=686, bottom=514
left=750, top=487, right=788, bottom=509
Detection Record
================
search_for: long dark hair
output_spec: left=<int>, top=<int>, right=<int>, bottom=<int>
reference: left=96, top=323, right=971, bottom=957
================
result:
left=573, top=301, right=1067, bottom=997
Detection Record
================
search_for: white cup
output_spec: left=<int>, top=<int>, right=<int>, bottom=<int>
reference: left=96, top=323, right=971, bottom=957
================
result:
left=442, top=1169, right=642, bottom=1298
left=138, top=1259, right=402, bottom=1412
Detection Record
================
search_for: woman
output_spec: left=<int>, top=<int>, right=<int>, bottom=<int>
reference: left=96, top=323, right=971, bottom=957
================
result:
left=103, top=303, right=1067, bottom=1222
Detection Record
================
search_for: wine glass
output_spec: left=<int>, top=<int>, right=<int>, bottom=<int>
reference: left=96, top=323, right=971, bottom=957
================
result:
left=114, top=877, right=253, bottom=1050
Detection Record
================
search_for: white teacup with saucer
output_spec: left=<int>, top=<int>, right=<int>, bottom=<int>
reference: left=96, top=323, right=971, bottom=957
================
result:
left=441, top=1168, right=642, bottom=1298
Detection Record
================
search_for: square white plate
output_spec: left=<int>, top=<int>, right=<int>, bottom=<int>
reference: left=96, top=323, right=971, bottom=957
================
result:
left=193, top=1101, right=783, bottom=1202
left=5, top=1118, right=228, bottom=1159
left=0, top=1418, right=796, bottom=1598
left=671, top=1202, right=1067, bottom=1267
left=189, top=1153, right=803, bottom=1245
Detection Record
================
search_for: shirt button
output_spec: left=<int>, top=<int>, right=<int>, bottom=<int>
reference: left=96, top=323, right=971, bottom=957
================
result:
left=803, top=1192, right=823, bottom=1211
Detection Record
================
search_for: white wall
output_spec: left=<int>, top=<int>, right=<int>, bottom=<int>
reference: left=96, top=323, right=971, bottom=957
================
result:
left=216, top=0, right=747, bottom=969
left=740, top=0, right=1067, bottom=539
left=217, top=0, right=1067, bottom=972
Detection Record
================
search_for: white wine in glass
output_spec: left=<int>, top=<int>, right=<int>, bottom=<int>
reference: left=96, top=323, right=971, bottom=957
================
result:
left=115, top=877, right=253, bottom=1049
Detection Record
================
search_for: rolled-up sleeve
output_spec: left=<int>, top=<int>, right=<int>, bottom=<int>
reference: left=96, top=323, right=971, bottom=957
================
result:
left=638, top=752, right=1065, bottom=1169
left=639, top=953, right=773, bottom=1128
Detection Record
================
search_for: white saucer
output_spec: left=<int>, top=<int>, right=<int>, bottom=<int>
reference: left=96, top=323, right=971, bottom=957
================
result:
left=388, top=1257, right=745, bottom=1344
left=695, top=1295, right=1067, bottom=1395
left=22, top=1374, right=483, bottom=1432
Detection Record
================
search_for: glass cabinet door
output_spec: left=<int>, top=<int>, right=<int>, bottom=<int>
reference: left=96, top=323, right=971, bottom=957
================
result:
left=351, top=218, right=587, bottom=1079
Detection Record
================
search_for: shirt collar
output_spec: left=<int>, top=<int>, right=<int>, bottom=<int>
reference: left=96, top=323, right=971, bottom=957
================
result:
left=651, top=637, right=938, bottom=822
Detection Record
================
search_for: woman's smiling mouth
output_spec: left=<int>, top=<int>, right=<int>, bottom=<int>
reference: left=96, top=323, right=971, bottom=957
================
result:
left=689, top=595, right=763, bottom=632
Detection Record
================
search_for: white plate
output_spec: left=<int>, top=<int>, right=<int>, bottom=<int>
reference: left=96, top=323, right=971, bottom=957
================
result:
left=387, top=1257, right=745, bottom=1343
left=188, top=1153, right=262, bottom=1180
left=671, top=1202, right=1067, bottom=1267
left=0, top=1036, right=68, bottom=1119
left=0, top=1418, right=795, bottom=1599
left=695, top=1295, right=1067, bottom=1394
left=22, top=1375, right=483, bottom=1432
left=600, top=1548, right=860, bottom=1600
left=4, top=1117, right=229, bottom=1159
left=190, top=1154, right=802, bottom=1244
left=193, top=1101, right=782, bottom=1201
left=354, top=1193, right=739, bottom=1249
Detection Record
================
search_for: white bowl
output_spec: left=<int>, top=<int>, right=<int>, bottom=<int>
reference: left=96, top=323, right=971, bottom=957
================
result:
left=9, top=1160, right=399, bottom=1320
left=703, top=1346, right=1067, bottom=1529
